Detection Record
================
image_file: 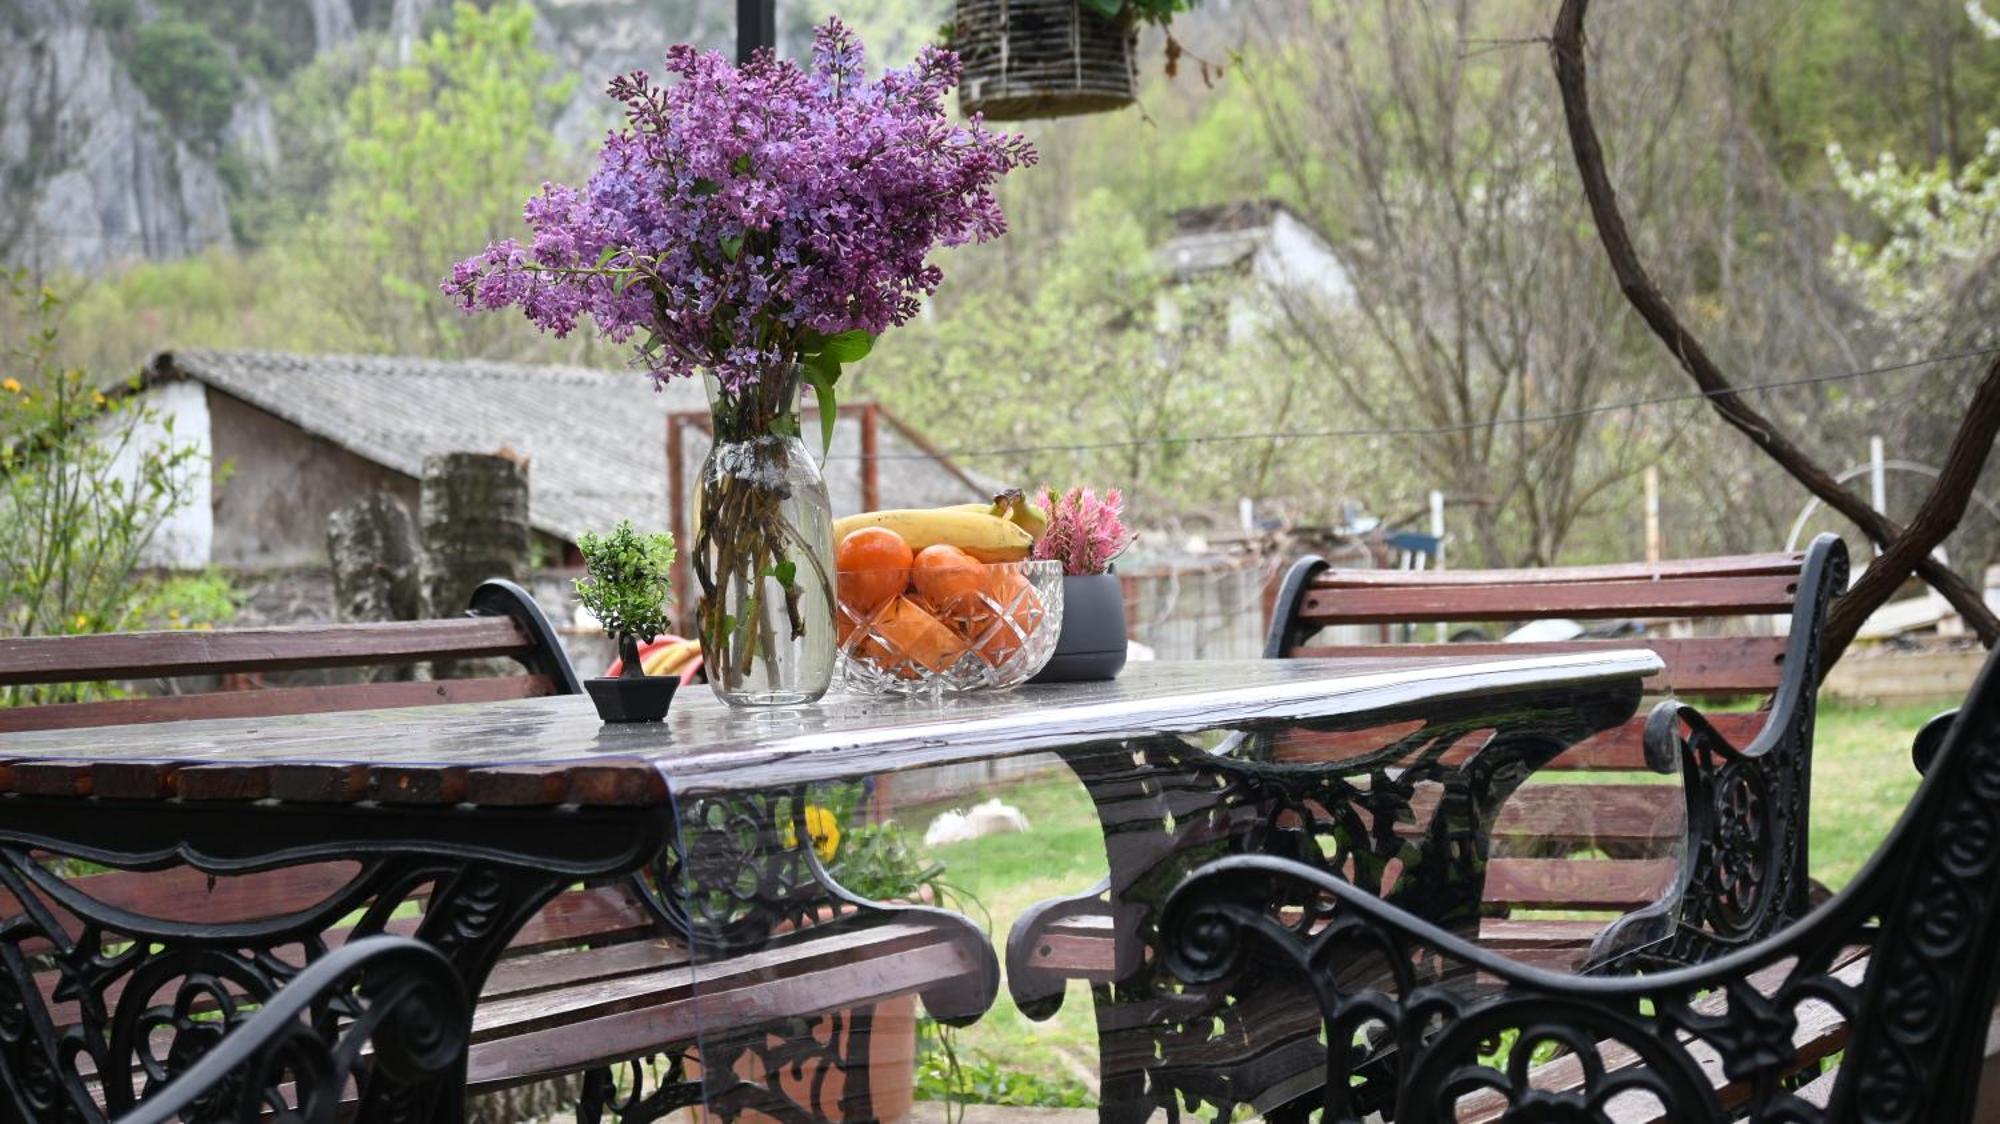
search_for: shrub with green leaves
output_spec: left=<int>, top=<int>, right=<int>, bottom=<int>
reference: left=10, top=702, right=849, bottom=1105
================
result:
left=1, top=273, right=219, bottom=704
left=574, top=521, right=676, bottom=651
left=1079, top=0, right=1198, bottom=26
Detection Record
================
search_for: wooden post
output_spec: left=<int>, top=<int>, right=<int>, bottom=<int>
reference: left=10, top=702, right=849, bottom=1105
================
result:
left=418, top=453, right=531, bottom=621
left=860, top=405, right=881, bottom=514
left=1644, top=466, right=1661, bottom=565
left=327, top=494, right=422, bottom=624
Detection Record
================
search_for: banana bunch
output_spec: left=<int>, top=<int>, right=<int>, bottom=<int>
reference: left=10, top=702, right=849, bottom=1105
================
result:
left=639, top=638, right=702, bottom=679
left=832, top=489, right=1049, bottom=563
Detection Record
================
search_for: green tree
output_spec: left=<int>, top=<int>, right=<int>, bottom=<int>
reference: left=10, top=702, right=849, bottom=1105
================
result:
left=0, top=274, right=227, bottom=701
left=127, top=15, right=242, bottom=145
left=300, top=1, right=576, bottom=356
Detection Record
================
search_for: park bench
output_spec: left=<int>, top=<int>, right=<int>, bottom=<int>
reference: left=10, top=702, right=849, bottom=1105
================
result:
left=1001, top=535, right=1847, bottom=1120
left=1160, top=644, right=2000, bottom=1122
left=0, top=585, right=992, bottom=1122
left=1255, top=531, right=1851, bottom=971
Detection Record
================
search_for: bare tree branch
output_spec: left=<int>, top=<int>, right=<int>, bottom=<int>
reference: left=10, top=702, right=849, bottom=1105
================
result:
left=1550, top=0, right=2000, bottom=657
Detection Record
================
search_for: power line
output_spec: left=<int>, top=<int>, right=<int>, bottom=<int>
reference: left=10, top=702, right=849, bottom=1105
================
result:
left=829, top=345, right=2000, bottom=462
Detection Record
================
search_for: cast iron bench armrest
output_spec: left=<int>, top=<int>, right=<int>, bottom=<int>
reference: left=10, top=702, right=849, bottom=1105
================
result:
left=116, top=936, right=469, bottom=1124
left=1585, top=536, right=1849, bottom=973
left=1162, top=648, right=2000, bottom=1123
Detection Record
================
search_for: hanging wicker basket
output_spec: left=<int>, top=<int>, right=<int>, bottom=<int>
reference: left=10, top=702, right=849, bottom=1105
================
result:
left=954, top=0, right=1138, bottom=121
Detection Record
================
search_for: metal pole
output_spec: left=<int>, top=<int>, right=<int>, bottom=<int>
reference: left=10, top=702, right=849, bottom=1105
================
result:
left=737, top=0, right=776, bottom=63
left=1870, top=435, right=1887, bottom=558
left=1644, top=466, right=1661, bottom=565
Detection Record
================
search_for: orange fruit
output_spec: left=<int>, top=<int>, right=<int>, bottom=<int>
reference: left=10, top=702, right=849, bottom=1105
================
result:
left=912, top=544, right=987, bottom=619
left=862, top=597, right=968, bottom=678
left=963, top=571, right=1045, bottom=666
left=836, top=527, right=914, bottom=615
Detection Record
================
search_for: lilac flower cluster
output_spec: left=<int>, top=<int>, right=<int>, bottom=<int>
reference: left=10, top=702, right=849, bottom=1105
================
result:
left=444, top=19, right=1036, bottom=392
left=1033, top=486, right=1137, bottom=576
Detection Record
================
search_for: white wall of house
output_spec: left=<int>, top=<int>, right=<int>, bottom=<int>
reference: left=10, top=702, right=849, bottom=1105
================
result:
left=1258, top=210, right=1357, bottom=313
left=118, top=379, right=214, bottom=570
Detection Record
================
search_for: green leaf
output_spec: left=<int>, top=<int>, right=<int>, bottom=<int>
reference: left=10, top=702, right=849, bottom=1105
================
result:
left=731, top=153, right=752, bottom=175
left=614, top=270, right=642, bottom=292
left=721, top=234, right=744, bottom=262
left=691, top=177, right=721, bottom=197
left=594, top=245, right=620, bottom=268
left=818, top=329, right=874, bottom=364
left=801, top=363, right=840, bottom=454
left=766, top=559, right=798, bottom=588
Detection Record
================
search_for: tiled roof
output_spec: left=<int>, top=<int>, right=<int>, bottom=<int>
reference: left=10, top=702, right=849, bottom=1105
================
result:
left=149, top=349, right=985, bottom=544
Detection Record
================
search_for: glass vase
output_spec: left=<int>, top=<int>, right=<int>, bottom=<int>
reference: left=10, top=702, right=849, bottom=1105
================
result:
left=693, top=366, right=836, bottom=707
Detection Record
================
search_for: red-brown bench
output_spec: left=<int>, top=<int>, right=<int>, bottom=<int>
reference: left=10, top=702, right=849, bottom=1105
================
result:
left=1002, top=536, right=1847, bottom=1121
left=0, top=584, right=993, bottom=1121
left=1161, top=653, right=1995, bottom=1122
left=1261, top=532, right=1848, bottom=970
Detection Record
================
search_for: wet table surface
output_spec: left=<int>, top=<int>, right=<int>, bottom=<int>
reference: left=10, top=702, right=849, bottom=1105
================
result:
left=0, top=653, right=1663, bottom=804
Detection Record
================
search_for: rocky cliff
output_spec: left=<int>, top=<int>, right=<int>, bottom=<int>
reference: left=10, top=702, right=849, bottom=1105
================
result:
left=0, top=0, right=811, bottom=275
left=1, top=0, right=235, bottom=274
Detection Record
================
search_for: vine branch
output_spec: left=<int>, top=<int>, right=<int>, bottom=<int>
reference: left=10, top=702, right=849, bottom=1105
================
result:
left=1549, top=0, right=2000, bottom=664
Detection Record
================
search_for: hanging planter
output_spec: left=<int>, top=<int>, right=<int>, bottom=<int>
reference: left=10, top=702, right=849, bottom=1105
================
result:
left=954, top=0, right=1139, bottom=121
left=952, top=0, right=1202, bottom=121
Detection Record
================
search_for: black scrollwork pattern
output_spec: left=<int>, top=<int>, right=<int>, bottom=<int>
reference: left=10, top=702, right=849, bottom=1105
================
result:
left=1160, top=641, right=2000, bottom=1124
left=1588, top=535, right=1849, bottom=974
left=639, top=790, right=846, bottom=953
left=102, top=935, right=465, bottom=1124
left=1022, top=688, right=1616, bottom=1124
left=0, top=849, right=571, bottom=1122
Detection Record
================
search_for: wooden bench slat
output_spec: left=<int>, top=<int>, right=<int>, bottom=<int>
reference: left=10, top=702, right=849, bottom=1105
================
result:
left=1297, top=574, right=1800, bottom=625
left=0, top=674, right=560, bottom=734
left=1270, top=711, right=1767, bottom=772
left=465, top=922, right=979, bottom=1090
left=0, top=617, right=535, bottom=686
left=1304, top=553, right=1805, bottom=588
left=1483, top=858, right=1676, bottom=911
left=1290, top=637, right=1789, bottom=692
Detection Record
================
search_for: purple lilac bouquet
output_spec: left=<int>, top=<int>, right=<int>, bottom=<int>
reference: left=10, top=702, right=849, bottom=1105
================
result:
left=1034, top=487, right=1137, bottom=576
left=445, top=18, right=1035, bottom=442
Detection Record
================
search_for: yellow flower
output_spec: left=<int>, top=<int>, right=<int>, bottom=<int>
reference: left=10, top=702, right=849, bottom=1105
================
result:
left=2, top=378, right=20, bottom=394
left=72, top=613, right=88, bottom=631
left=91, top=391, right=106, bottom=406
left=803, top=805, right=841, bottom=863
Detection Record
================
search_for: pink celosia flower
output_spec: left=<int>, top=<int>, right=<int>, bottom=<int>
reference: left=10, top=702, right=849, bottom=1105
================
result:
left=1033, top=487, right=1136, bottom=576
left=444, top=18, right=1036, bottom=394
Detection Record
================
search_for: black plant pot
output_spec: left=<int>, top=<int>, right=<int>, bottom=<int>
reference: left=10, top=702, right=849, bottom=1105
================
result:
left=1029, top=572, right=1128, bottom=683
left=586, top=675, right=680, bottom=723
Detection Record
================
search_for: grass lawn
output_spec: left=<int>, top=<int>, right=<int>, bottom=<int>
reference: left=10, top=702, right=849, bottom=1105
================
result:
left=886, top=693, right=1957, bottom=1106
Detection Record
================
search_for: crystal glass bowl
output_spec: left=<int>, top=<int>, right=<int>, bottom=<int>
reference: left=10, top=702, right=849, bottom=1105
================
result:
left=836, top=559, right=1065, bottom=695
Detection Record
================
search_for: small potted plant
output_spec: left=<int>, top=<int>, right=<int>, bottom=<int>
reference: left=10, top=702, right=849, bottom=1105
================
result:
left=1027, top=486, right=1135, bottom=683
left=576, top=522, right=681, bottom=722
left=953, top=0, right=1199, bottom=121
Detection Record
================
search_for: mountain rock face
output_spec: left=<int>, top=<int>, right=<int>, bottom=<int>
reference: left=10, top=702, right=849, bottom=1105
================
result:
left=0, top=0, right=781, bottom=275
left=1, top=0, right=235, bottom=274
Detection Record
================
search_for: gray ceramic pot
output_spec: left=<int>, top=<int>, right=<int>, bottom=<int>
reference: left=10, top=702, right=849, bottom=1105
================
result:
left=1029, top=571, right=1128, bottom=683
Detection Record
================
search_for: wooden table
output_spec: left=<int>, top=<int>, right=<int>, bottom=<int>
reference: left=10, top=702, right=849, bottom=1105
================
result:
left=0, top=653, right=1661, bottom=1121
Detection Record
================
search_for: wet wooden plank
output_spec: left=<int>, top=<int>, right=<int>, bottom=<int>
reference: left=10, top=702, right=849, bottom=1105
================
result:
left=0, top=617, right=533, bottom=685
left=0, top=656, right=1662, bottom=802
left=0, top=676, right=559, bottom=734
left=1289, top=638, right=1789, bottom=693
left=1298, top=575, right=1800, bottom=624
left=1483, top=858, right=1677, bottom=910
left=1307, top=553, right=1804, bottom=588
